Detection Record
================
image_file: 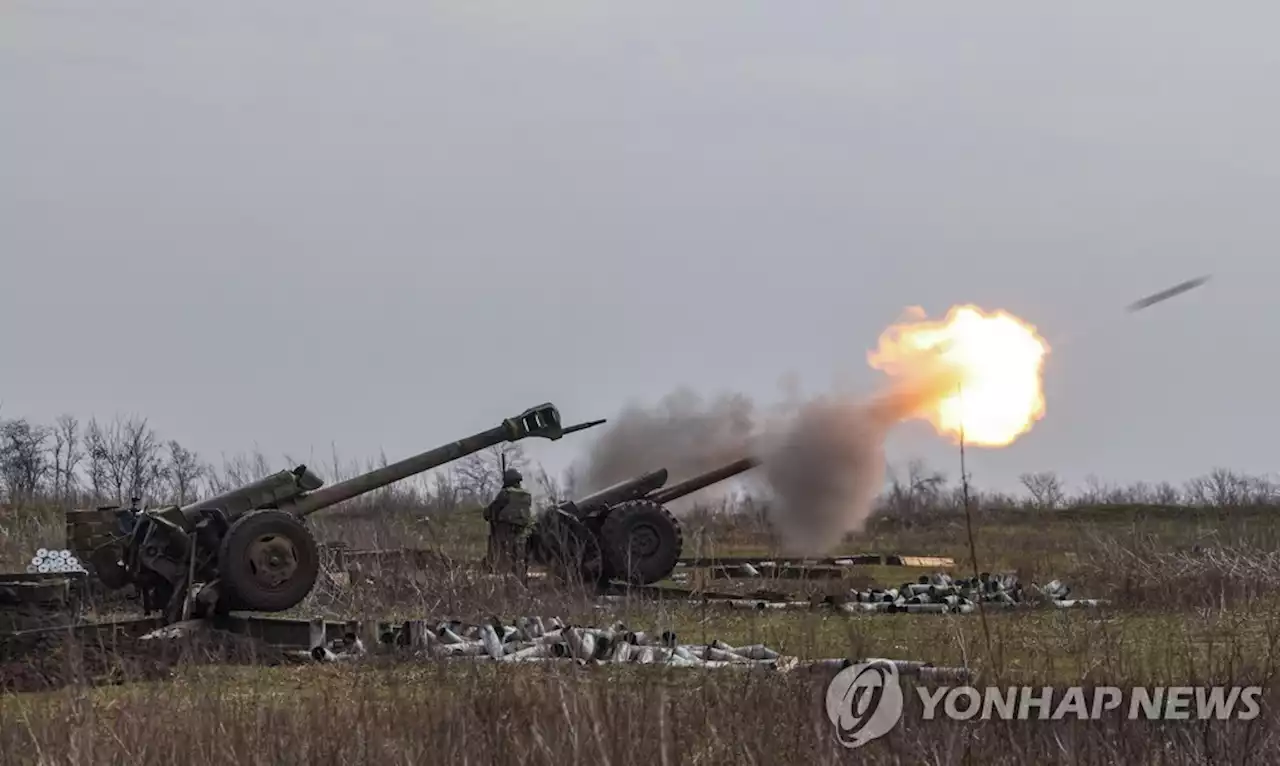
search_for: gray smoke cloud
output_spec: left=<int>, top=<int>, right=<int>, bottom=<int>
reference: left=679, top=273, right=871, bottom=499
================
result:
left=576, top=366, right=955, bottom=552
left=572, top=387, right=765, bottom=510
left=758, top=362, right=959, bottom=554
left=755, top=397, right=889, bottom=554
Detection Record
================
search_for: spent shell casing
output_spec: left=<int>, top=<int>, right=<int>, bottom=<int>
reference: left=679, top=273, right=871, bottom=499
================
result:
left=501, top=644, right=552, bottom=662
left=439, top=628, right=467, bottom=645
left=480, top=625, right=504, bottom=658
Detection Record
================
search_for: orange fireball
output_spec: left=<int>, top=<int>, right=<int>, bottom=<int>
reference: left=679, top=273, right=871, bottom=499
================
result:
left=867, top=305, right=1050, bottom=446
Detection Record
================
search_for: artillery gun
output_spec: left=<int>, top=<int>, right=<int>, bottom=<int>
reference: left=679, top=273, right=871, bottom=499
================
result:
left=65, top=404, right=604, bottom=622
left=530, top=456, right=760, bottom=585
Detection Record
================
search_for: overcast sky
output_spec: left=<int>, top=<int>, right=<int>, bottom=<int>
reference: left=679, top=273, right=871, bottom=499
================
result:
left=3, top=1, right=1276, bottom=495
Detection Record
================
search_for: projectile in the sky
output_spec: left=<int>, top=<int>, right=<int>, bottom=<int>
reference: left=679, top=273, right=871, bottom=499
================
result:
left=1125, top=275, right=1211, bottom=313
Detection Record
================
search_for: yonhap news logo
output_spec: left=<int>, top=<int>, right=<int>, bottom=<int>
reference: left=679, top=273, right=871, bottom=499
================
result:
left=825, top=661, right=905, bottom=749
left=825, top=663, right=1264, bottom=750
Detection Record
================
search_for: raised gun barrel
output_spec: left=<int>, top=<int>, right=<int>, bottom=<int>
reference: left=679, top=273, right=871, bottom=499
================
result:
left=649, top=457, right=760, bottom=505
left=285, top=405, right=590, bottom=517
left=565, top=469, right=670, bottom=515
left=181, top=404, right=604, bottom=522
left=533, top=455, right=764, bottom=586
left=91, top=403, right=607, bottom=620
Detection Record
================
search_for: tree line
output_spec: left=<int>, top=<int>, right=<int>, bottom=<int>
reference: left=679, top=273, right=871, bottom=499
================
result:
left=0, top=411, right=568, bottom=513
left=2, top=410, right=1276, bottom=515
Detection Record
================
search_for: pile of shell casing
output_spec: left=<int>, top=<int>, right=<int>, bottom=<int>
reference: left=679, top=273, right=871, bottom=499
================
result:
left=307, top=616, right=969, bottom=680
left=25, top=549, right=87, bottom=575
left=607, top=571, right=1105, bottom=612
left=835, top=571, right=1105, bottom=614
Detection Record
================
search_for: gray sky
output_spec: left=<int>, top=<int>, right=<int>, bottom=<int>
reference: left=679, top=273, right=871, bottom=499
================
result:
left=3, top=1, right=1276, bottom=495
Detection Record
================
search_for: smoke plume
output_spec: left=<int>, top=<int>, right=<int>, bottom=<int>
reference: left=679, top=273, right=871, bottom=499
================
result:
left=756, top=397, right=888, bottom=554
left=756, top=370, right=951, bottom=554
left=573, top=388, right=762, bottom=509
left=575, top=359, right=959, bottom=552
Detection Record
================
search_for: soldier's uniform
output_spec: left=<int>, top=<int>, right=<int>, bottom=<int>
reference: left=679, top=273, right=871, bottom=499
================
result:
left=484, top=468, right=533, bottom=581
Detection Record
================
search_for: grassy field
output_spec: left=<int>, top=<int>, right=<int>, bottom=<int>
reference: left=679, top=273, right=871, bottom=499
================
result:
left=4, top=502, right=1280, bottom=763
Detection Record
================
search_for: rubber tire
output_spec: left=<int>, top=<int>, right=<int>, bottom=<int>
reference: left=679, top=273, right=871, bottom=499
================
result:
left=218, top=509, right=319, bottom=613
left=599, top=499, right=683, bottom=584
left=531, top=511, right=606, bottom=584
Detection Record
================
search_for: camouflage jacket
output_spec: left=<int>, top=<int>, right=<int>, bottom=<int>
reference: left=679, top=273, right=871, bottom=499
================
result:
left=485, top=486, right=532, bottom=526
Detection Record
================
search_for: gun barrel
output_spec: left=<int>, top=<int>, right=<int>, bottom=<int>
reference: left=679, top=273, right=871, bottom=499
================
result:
left=649, top=457, right=760, bottom=505
left=284, top=424, right=517, bottom=517
left=572, top=469, right=670, bottom=512
left=563, top=418, right=606, bottom=436
left=184, top=403, right=588, bottom=520
left=182, top=465, right=326, bottom=520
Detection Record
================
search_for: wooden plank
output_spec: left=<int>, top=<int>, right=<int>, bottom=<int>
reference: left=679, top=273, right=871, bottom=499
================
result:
left=897, top=556, right=956, bottom=568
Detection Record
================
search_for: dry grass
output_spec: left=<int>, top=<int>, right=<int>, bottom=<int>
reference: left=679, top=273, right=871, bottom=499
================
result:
left=3, top=631, right=1280, bottom=765
left=0, top=504, right=62, bottom=569
left=6, top=502, right=1280, bottom=763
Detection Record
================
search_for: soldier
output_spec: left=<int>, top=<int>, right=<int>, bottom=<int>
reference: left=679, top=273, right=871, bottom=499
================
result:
left=484, top=467, right=533, bottom=582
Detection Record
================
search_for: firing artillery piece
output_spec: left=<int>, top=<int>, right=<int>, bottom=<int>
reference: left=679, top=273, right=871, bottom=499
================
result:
left=65, top=404, right=604, bottom=623
left=529, top=456, right=760, bottom=586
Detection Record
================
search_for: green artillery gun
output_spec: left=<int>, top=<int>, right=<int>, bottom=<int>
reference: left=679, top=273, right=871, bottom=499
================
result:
left=66, top=404, right=604, bottom=622
left=529, top=456, right=760, bottom=585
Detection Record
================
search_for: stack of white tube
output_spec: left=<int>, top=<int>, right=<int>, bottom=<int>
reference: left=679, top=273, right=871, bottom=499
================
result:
left=25, top=548, right=87, bottom=574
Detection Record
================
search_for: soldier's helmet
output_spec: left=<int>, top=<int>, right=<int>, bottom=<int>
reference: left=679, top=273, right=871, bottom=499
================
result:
left=503, top=468, right=523, bottom=486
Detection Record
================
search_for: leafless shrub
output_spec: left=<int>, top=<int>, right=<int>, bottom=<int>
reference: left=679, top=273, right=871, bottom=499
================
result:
left=1185, top=468, right=1280, bottom=508
left=453, top=444, right=530, bottom=504
left=1020, top=470, right=1065, bottom=510
left=1080, top=531, right=1280, bottom=609
left=883, top=459, right=949, bottom=518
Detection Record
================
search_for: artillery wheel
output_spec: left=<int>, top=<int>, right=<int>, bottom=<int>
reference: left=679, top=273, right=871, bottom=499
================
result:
left=529, top=511, right=606, bottom=585
left=218, top=509, right=319, bottom=612
left=600, top=499, right=683, bottom=584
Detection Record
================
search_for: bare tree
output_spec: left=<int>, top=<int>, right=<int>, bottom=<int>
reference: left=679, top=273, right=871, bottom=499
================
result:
left=1151, top=481, right=1182, bottom=505
left=882, top=459, right=948, bottom=516
left=1120, top=480, right=1154, bottom=504
left=122, top=417, right=166, bottom=502
left=0, top=418, right=51, bottom=504
left=1184, top=468, right=1249, bottom=507
left=99, top=420, right=134, bottom=504
left=1019, top=471, right=1064, bottom=510
left=529, top=462, right=580, bottom=507
left=166, top=440, right=204, bottom=505
left=1245, top=474, right=1280, bottom=505
left=451, top=444, right=530, bottom=503
left=84, top=415, right=164, bottom=503
left=88, top=417, right=130, bottom=502
left=429, top=469, right=462, bottom=513
left=48, top=414, right=83, bottom=502
left=84, top=417, right=109, bottom=502
left=1073, top=474, right=1131, bottom=507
